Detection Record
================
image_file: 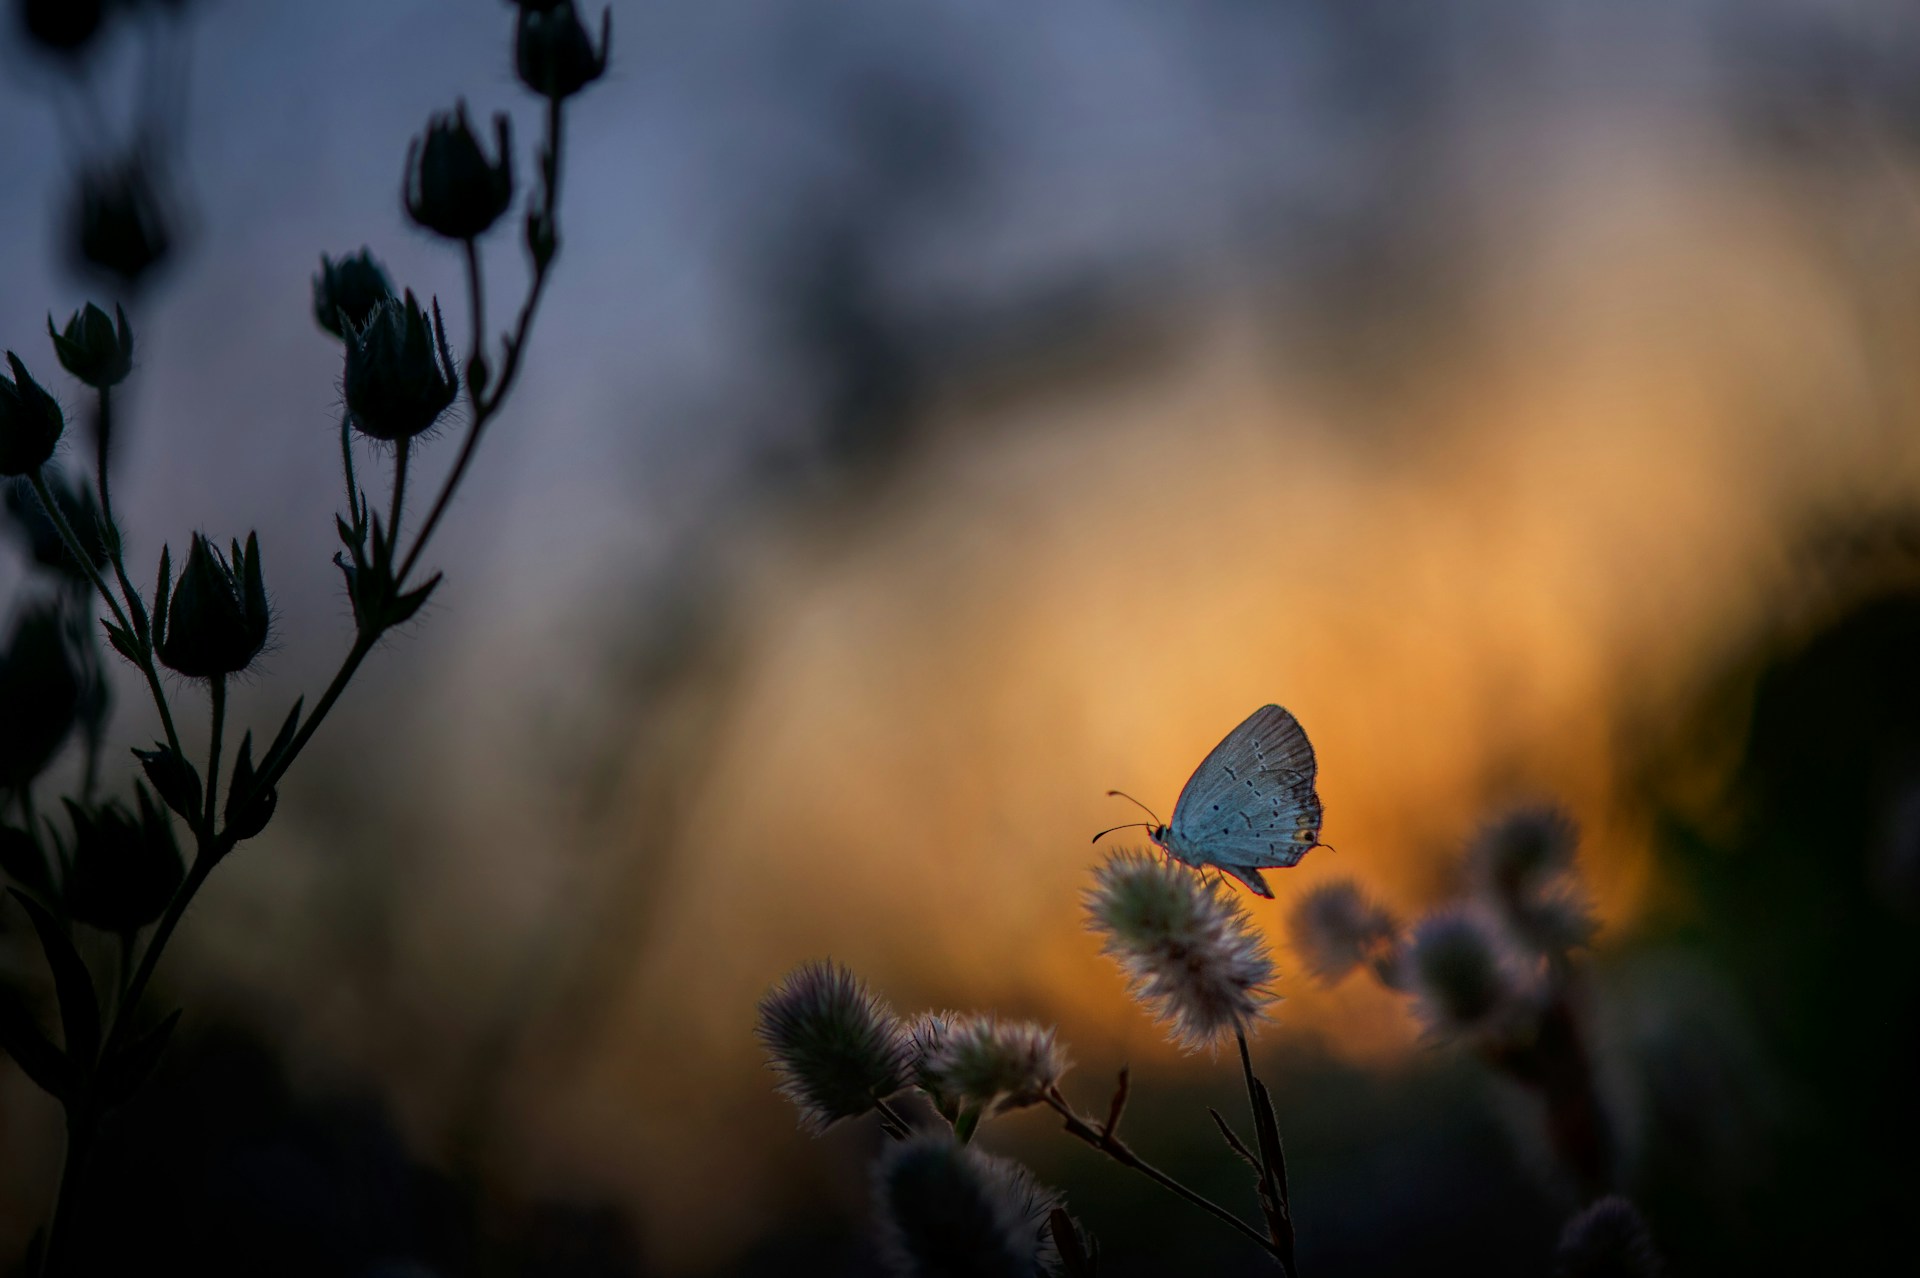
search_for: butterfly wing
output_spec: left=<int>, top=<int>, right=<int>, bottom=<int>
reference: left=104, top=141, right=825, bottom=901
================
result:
left=1164, top=705, right=1323, bottom=896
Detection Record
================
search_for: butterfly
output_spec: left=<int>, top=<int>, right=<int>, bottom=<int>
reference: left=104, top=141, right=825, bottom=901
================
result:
left=1095, top=704, right=1326, bottom=898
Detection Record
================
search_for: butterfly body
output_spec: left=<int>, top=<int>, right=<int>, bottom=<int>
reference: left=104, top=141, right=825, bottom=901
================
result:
left=1142, top=704, right=1324, bottom=898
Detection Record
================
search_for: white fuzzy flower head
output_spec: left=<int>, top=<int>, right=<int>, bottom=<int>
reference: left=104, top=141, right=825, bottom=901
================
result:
left=1403, top=907, right=1521, bottom=1037
left=1085, top=848, right=1278, bottom=1051
left=1288, top=879, right=1401, bottom=985
left=874, top=1133, right=1061, bottom=1278
left=756, top=960, right=910, bottom=1134
left=915, top=1014, right=1069, bottom=1118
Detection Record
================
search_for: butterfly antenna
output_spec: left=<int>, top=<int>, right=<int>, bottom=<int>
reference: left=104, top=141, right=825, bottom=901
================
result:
left=1091, top=822, right=1155, bottom=844
left=1105, top=790, right=1164, bottom=826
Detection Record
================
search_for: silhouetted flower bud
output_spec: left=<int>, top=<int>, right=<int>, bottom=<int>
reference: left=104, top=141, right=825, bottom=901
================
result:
left=0, top=602, right=82, bottom=789
left=155, top=532, right=270, bottom=679
left=1554, top=1196, right=1663, bottom=1278
left=17, top=0, right=106, bottom=57
left=516, top=1, right=610, bottom=101
left=62, top=787, right=183, bottom=933
left=344, top=292, right=459, bottom=442
left=312, top=249, right=395, bottom=341
left=404, top=102, right=513, bottom=241
left=1085, top=848, right=1277, bottom=1050
left=0, top=353, right=66, bottom=476
left=47, top=302, right=133, bottom=389
left=4, top=469, right=106, bottom=582
left=874, top=1135, right=1060, bottom=1278
left=70, top=153, right=173, bottom=288
left=757, top=960, right=911, bottom=1133
left=133, top=741, right=200, bottom=826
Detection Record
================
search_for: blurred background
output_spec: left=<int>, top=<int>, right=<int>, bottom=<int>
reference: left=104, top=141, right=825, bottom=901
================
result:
left=3, top=0, right=1920, bottom=1273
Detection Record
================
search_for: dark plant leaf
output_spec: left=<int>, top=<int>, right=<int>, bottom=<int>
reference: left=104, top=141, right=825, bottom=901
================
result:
left=8, top=887, right=99, bottom=1066
left=0, top=992, right=74, bottom=1102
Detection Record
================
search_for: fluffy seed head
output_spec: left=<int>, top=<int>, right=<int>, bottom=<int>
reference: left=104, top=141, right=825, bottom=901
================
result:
left=1468, top=804, right=1580, bottom=902
left=756, top=960, right=910, bottom=1134
left=1403, top=907, right=1518, bottom=1036
left=1288, top=879, right=1400, bottom=985
left=916, top=1014, right=1068, bottom=1117
left=874, top=1133, right=1061, bottom=1278
left=1085, top=849, right=1278, bottom=1050
left=1554, top=1196, right=1663, bottom=1278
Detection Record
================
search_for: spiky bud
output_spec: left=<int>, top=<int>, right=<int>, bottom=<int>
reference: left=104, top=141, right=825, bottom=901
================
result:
left=1085, top=849, right=1278, bottom=1050
left=313, top=249, right=396, bottom=340
left=874, top=1134, right=1061, bottom=1278
left=0, top=353, right=66, bottom=476
left=1288, top=879, right=1401, bottom=985
left=47, top=302, right=133, bottom=388
left=155, top=532, right=270, bottom=679
left=756, top=960, right=910, bottom=1133
left=915, top=1014, right=1068, bottom=1118
left=403, top=102, right=514, bottom=242
left=343, top=292, right=459, bottom=442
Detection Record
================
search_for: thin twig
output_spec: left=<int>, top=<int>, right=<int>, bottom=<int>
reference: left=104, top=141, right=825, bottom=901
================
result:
left=1045, top=1088, right=1280, bottom=1259
left=1208, top=1107, right=1262, bottom=1172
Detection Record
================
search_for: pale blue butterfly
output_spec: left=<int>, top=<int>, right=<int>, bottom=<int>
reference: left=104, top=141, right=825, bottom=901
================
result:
left=1095, top=704, right=1327, bottom=898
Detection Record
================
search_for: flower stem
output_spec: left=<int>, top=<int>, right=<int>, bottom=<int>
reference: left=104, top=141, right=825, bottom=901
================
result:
left=1044, top=1088, right=1281, bottom=1261
left=27, top=470, right=183, bottom=763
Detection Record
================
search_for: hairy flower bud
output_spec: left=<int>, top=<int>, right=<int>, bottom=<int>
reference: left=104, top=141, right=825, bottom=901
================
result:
left=915, top=1014, right=1068, bottom=1118
left=0, top=353, right=66, bottom=476
left=1554, top=1196, right=1663, bottom=1278
left=874, top=1135, right=1060, bottom=1278
left=1468, top=804, right=1579, bottom=902
left=344, top=292, right=459, bottom=442
left=516, top=1, right=610, bottom=101
left=313, top=249, right=396, bottom=340
left=1289, top=879, right=1401, bottom=986
left=404, top=102, right=514, bottom=241
left=47, top=302, right=133, bottom=388
left=757, top=960, right=911, bottom=1133
left=1086, top=849, right=1278, bottom=1050
left=62, top=787, right=183, bottom=933
left=155, top=532, right=270, bottom=679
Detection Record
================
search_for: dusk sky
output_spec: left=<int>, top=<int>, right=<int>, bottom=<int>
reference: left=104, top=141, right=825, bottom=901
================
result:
left=4, top=3, right=1920, bottom=1274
